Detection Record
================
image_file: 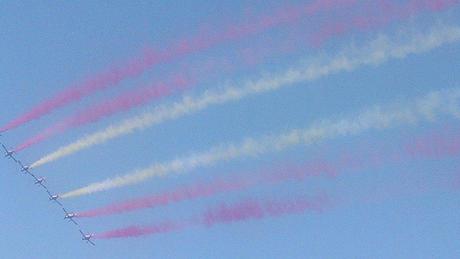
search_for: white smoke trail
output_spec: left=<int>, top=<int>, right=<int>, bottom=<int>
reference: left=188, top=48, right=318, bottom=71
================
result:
left=32, top=23, right=460, bottom=169
left=60, top=88, right=460, bottom=198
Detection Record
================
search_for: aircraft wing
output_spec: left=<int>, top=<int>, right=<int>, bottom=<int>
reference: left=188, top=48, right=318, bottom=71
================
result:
left=88, top=240, right=96, bottom=246
left=9, top=155, right=18, bottom=163
left=1, top=144, right=7, bottom=152
left=38, top=184, right=49, bottom=192
left=51, top=197, right=62, bottom=206
left=18, top=161, right=30, bottom=173
left=23, top=171, right=33, bottom=177
left=70, top=218, right=79, bottom=225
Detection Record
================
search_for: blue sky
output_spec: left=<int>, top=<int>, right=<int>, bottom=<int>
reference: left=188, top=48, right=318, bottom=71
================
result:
left=1, top=1, right=460, bottom=258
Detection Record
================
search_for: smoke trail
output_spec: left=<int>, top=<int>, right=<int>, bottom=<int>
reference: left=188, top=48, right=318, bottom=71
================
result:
left=76, top=163, right=335, bottom=218
left=405, top=129, right=460, bottom=159
left=95, top=221, right=182, bottom=239
left=201, top=196, right=328, bottom=227
left=77, top=178, right=252, bottom=218
left=95, top=167, right=460, bottom=240
left=31, top=24, right=460, bottom=169
left=0, top=0, right=355, bottom=132
left=94, top=195, right=328, bottom=239
left=59, top=88, right=460, bottom=199
left=77, top=127, right=460, bottom=218
left=14, top=77, right=190, bottom=152
left=312, top=0, right=459, bottom=45
left=452, top=173, right=460, bottom=190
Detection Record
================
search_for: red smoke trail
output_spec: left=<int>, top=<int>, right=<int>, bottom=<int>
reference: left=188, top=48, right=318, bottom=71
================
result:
left=76, top=162, right=336, bottom=218
left=1, top=0, right=358, bottom=132
left=405, top=130, right=460, bottom=159
left=94, top=195, right=329, bottom=239
left=95, top=168, right=460, bottom=239
left=77, top=128, right=460, bottom=218
left=94, top=221, right=183, bottom=239
left=201, top=195, right=328, bottom=227
left=351, top=168, right=460, bottom=208
left=311, top=0, right=459, bottom=46
left=452, top=173, right=460, bottom=190
left=77, top=178, right=252, bottom=218
left=15, top=77, right=190, bottom=152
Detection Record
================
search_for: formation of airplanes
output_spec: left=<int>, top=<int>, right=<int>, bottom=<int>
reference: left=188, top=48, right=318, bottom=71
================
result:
left=1, top=139, right=95, bottom=246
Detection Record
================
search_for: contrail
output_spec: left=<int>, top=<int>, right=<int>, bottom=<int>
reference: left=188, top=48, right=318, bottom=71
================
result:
left=94, top=195, right=328, bottom=239
left=0, top=0, right=355, bottom=132
left=77, top=127, right=460, bottom=218
left=31, top=24, right=460, bottom=169
left=14, top=77, right=190, bottom=152
left=60, top=87, right=460, bottom=199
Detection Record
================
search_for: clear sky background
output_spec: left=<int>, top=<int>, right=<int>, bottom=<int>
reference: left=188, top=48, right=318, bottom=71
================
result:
left=1, top=1, right=460, bottom=258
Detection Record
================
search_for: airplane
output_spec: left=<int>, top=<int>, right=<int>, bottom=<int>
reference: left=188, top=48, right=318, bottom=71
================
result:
left=47, top=192, right=62, bottom=206
left=34, top=177, right=45, bottom=186
left=1, top=144, right=17, bottom=162
left=49, top=194, right=59, bottom=200
left=17, top=161, right=31, bottom=174
left=20, top=164, right=30, bottom=173
left=62, top=208, right=78, bottom=225
left=33, top=176, right=48, bottom=190
left=79, top=230, right=95, bottom=246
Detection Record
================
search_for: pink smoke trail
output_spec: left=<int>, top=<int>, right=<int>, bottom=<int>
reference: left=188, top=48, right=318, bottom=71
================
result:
left=76, top=162, right=336, bottom=218
left=353, top=168, right=460, bottom=208
left=201, top=195, right=329, bottom=227
left=452, top=173, right=460, bottom=190
left=1, top=0, right=358, bottom=132
left=94, top=221, right=182, bottom=239
left=311, top=0, right=459, bottom=46
left=405, top=130, right=460, bottom=159
left=77, top=178, right=252, bottom=218
left=15, top=77, right=190, bottom=152
left=77, top=128, right=460, bottom=218
left=95, top=168, right=460, bottom=240
left=94, top=195, right=329, bottom=239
